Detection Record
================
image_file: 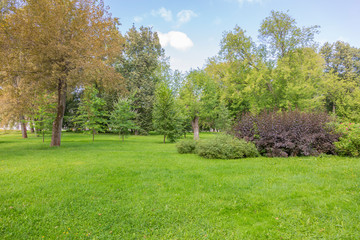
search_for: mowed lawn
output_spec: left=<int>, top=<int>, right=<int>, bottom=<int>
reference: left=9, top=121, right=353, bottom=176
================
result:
left=0, top=132, right=359, bottom=239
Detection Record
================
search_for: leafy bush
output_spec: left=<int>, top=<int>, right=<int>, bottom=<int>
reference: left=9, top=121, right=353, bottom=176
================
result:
left=196, top=134, right=259, bottom=159
left=334, top=122, right=360, bottom=157
left=176, top=139, right=197, bottom=154
left=233, top=110, right=339, bottom=157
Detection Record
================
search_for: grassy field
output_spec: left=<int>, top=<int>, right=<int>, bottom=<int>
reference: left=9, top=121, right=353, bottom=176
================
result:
left=0, top=131, right=359, bottom=239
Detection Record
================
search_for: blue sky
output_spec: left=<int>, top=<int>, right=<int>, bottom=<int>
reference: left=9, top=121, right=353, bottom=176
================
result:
left=104, top=0, right=360, bottom=72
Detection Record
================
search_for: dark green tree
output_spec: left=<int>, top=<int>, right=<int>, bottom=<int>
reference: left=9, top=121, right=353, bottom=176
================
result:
left=117, top=26, right=164, bottom=134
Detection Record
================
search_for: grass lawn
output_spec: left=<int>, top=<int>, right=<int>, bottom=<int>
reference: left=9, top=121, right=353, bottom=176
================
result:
left=0, top=131, right=359, bottom=239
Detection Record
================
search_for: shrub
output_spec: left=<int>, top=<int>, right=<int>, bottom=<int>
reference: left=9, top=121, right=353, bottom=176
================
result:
left=334, top=122, right=360, bottom=157
left=196, top=134, right=259, bottom=159
left=176, top=139, right=197, bottom=154
left=233, top=110, right=340, bottom=157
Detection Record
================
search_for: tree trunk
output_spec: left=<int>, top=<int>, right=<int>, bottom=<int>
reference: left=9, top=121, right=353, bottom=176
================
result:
left=134, top=129, right=139, bottom=135
left=333, top=103, right=336, bottom=114
left=42, top=131, right=45, bottom=143
left=20, top=115, right=27, bottom=139
left=51, top=79, right=67, bottom=147
left=191, top=116, right=199, bottom=140
left=163, top=135, right=166, bottom=144
left=92, top=128, right=95, bottom=142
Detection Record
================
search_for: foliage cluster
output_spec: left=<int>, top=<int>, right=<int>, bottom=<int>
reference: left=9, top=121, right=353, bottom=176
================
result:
left=334, top=122, right=360, bottom=157
left=176, top=139, right=197, bottom=154
left=196, top=134, right=259, bottom=159
left=177, top=134, right=259, bottom=159
left=233, top=110, right=339, bottom=157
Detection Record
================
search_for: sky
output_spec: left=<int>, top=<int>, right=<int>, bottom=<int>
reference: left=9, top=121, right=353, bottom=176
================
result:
left=104, top=0, right=360, bottom=72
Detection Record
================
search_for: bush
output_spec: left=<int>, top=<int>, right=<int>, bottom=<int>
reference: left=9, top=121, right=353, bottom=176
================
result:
left=334, top=122, right=360, bottom=157
left=176, top=139, right=196, bottom=154
left=196, top=134, right=259, bottom=159
left=233, top=110, right=340, bottom=157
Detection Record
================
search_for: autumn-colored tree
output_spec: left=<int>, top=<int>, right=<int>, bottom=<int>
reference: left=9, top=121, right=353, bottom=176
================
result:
left=0, top=0, right=124, bottom=146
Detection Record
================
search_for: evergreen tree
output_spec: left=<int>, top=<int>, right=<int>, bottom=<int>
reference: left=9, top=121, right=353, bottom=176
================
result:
left=33, top=94, right=56, bottom=142
left=109, top=97, right=137, bottom=141
left=75, top=86, right=108, bottom=142
left=153, top=82, right=182, bottom=143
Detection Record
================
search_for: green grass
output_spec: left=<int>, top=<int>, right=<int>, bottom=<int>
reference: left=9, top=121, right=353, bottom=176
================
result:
left=0, top=131, right=359, bottom=239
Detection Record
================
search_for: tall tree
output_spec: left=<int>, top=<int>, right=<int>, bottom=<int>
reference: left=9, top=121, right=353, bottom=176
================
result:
left=259, top=10, right=319, bottom=59
left=0, top=0, right=124, bottom=146
left=117, top=26, right=163, bottom=134
left=179, top=70, right=222, bottom=140
left=321, top=41, right=360, bottom=120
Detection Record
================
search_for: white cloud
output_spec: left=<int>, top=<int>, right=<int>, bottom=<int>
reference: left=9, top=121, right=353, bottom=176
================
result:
left=134, top=16, right=143, bottom=23
left=158, top=31, right=194, bottom=51
left=176, top=10, right=198, bottom=25
left=151, top=7, right=172, bottom=22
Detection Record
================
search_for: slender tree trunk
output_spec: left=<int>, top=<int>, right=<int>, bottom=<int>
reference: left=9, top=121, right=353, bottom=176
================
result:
left=191, top=116, right=199, bottom=140
left=134, top=129, right=139, bottom=135
left=20, top=115, right=27, bottom=139
left=51, top=79, right=67, bottom=147
left=163, top=135, right=166, bottom=144
left=92, top=128, right=95, bottom=142
left=42, top=131, right=45, bottom=143
left=333, top=103, right=336, bottom=114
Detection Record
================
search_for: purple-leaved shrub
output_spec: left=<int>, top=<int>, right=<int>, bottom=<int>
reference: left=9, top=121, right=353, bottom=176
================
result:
left=233, top=110, right=340, bottom=157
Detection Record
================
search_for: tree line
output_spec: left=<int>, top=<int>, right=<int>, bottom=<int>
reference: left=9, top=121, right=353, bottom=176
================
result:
left=1, top=1, right=359, bottom=146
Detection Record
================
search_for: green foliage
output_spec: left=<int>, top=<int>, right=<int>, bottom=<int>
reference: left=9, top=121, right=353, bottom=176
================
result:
left=176, top=139, right=196, bottom=154
left=75, top=86, right=108, bottom=141
left=153, top=82, right=182, bottom=143
left=117, top=26, right=164, bottom=134
left=109, top=96, right=137, bottom=141
left=259, top=10, right=319, bottom=58
left=271, top=48, right=326, bottom=111
left=335, top=122, right=360, bottom=157
left=320, top=41, right=360, bottom=121
left=33, top=94, right=56, bottom=142
left=196, top=134, right=259, bottom=159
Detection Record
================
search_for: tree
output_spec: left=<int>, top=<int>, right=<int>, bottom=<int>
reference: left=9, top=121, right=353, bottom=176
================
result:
left=75, top=86, right=108, bottom=142
left=259, top=10, right=319, bottom=59
left=153, top=82, right=181, bottom=143
left=109, top=97, right=137, bottom=141
left=33, top=94, right=56, bottom=142
left=321, top=41, right=360, bottom=82
left=0, top=0, right=124, bottom=146
left=320, top=41, right=360, bottom=121
left=117, top=26, right=163, bottom=134
left=179, top=70, right=223, bottom=140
